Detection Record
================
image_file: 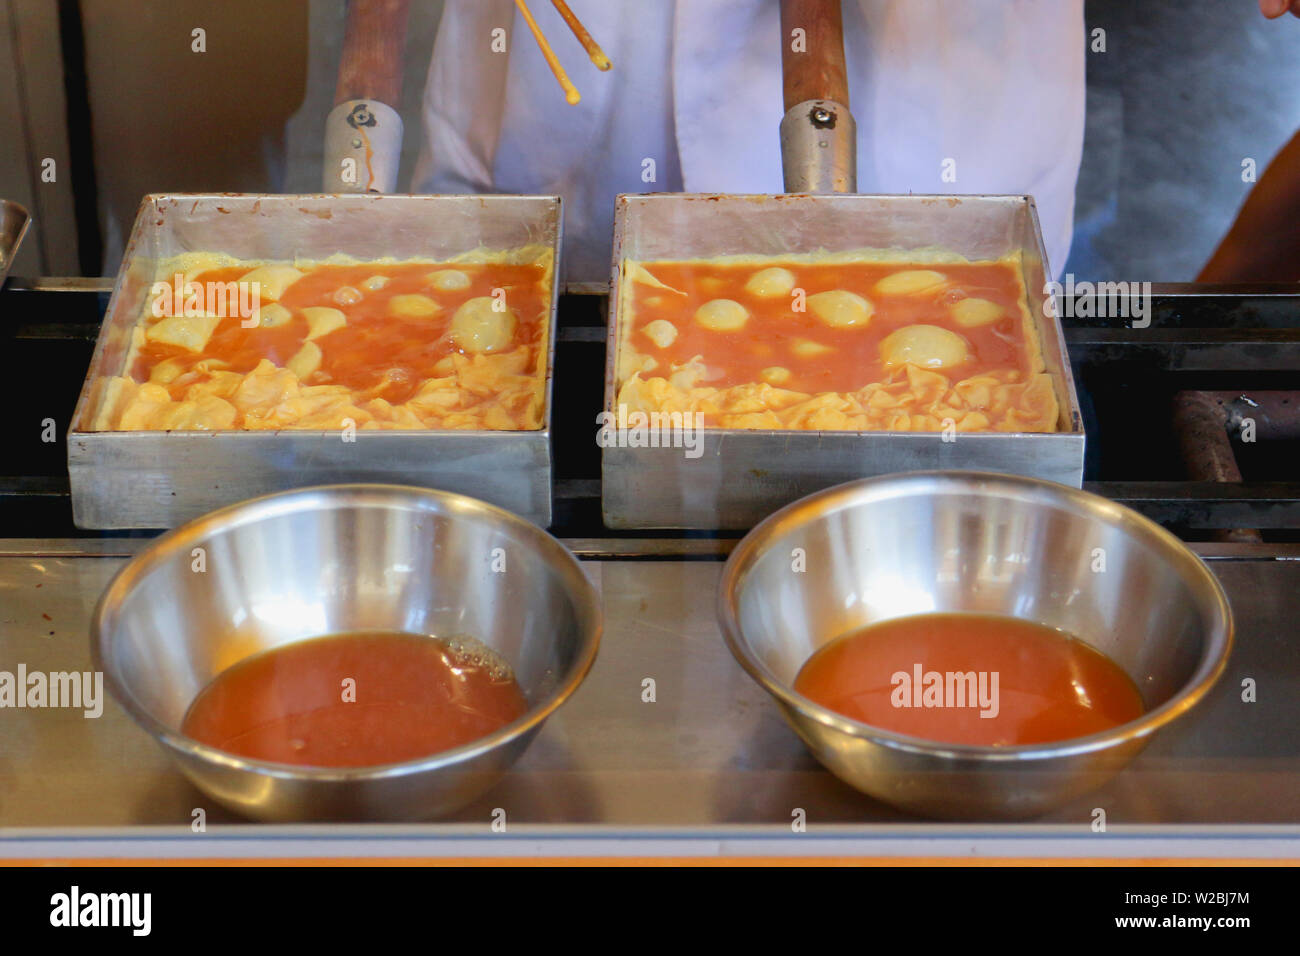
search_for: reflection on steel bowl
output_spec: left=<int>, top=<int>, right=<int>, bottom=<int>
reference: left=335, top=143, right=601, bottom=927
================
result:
left=717, top=471, right=1233, bottom=820
left=91, top=484, right=601, bottom=822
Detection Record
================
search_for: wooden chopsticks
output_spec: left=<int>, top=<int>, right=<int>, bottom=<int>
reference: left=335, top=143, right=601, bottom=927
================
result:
left=513, top=0, right=612, bottom=106
left=551, top=0, right=611, bottom=71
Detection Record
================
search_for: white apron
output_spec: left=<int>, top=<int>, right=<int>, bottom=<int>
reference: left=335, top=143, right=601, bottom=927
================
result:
left=412, top=0, right=1085, bottom=282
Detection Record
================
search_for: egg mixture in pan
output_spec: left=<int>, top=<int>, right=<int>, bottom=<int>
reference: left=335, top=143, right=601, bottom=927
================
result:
left=615, top=252, right=1058, bottom=433
left=85, top=248, right=553, bottom=433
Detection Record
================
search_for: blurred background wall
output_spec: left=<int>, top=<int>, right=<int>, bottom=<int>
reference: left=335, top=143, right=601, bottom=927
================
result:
left=1065, top=0, right=1300, bottom=280
left=78, top=0, right=311, bottom=269
left=0, top=0, right=78, bottom=275
left=0, top=0, right=441, bottom=275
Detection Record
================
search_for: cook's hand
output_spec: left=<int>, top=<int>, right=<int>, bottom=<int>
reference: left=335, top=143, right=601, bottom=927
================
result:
left=1259, top=0, right=1300, bottom=19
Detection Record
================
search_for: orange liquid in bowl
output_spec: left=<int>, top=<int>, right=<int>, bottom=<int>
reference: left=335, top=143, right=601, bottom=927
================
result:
left=793, top=613, right=1145, bottom=747
left=181, top=631, right=528, bottom=767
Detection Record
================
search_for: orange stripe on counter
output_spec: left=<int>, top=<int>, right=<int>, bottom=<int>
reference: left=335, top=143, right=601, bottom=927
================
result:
left=4, top=858, right=1296, bottom=867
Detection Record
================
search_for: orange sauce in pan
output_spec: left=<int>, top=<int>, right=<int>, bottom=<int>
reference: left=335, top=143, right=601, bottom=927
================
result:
left=632, top=261, right=1030, bottom=394
left=793, top=613, right=1145, bottom=746
left=134, top=262, right=548, bottom=406
left=181, top=631, right=528, bottom=767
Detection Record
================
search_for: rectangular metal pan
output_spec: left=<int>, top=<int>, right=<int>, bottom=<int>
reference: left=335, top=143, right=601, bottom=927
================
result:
left=67, top=194, right=561, bottom=529
left=603, top=193, right=1085, bottom=529
left=0, top=199, right=32, bottom=287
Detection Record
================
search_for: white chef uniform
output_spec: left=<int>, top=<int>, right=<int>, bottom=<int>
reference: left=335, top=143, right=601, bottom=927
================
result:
left=412, top=0, right=1086, bottom=283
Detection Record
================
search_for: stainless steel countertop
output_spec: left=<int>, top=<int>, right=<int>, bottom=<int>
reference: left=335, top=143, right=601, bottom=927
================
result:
left=1, top=540, right=1297, bottom=859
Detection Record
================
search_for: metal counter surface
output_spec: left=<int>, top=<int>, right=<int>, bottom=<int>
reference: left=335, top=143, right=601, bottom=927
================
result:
left=0, top=540, right=1297, bottom=859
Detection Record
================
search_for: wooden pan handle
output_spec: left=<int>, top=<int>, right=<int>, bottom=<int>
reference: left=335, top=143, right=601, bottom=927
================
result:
left=326, top=0, right=410, bottom=192
left=777, top=0, right=856, bottom=192
left=780, top=0, right=849, bottom=111
left=335, top=0, right=411, bottom=106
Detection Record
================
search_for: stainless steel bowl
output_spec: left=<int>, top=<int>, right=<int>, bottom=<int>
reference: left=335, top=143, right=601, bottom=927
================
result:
left=717, top=471, right=1233, bottom=820
left=92, top=484, right=601, bottom=822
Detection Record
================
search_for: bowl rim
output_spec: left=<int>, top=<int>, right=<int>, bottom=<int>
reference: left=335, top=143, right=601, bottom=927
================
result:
left=90, top=482, right=602, bottom=783
left=717, top=469, right=1234, bottom=763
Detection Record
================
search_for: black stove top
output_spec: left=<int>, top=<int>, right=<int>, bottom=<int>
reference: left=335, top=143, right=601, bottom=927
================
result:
left=3, top=279, right=1298, bottom=542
